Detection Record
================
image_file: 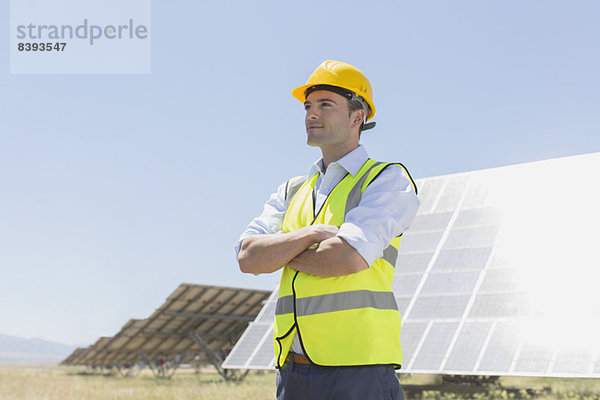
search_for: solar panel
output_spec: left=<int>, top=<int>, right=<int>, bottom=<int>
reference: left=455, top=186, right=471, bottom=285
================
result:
left=69, top=337, right=112, bottom=367
left=60, top=347, right=86, bottom=366
left=223, top=152, right=600, bottom=377
left=90, top=319, right=146, bottom=367
left=223, top=290, right=278, bottom=369
left=61, top=284, right=270, bottom=374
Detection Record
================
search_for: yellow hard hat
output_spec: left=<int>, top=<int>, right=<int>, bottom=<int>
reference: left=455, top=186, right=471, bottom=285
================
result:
left=292, top=60, right=376, bottom=121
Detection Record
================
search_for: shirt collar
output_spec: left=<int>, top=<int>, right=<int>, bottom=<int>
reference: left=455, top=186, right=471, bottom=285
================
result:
left=309, top=145, right=370, bottom=178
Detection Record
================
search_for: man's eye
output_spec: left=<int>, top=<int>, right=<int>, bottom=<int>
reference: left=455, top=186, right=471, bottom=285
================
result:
left=304, top=105, right=310, bottom=111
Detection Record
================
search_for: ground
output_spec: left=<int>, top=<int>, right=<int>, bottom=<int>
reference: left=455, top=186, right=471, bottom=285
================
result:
left=0, top=363, right=599, bottom=399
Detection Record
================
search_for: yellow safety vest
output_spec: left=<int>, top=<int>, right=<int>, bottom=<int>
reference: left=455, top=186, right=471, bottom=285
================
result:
left=274, top=158, right=416, bottom=368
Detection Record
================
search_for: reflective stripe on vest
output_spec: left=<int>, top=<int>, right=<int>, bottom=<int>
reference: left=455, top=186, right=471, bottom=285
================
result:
left=276, top=290, right=398, bottom=316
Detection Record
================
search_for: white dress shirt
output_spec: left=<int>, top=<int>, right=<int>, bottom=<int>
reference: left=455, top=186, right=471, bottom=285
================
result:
left=235, top=145, right=420, bottom=354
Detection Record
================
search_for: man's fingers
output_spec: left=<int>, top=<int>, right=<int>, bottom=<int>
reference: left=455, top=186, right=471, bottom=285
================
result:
left=310, top=224, right=339, bottom=241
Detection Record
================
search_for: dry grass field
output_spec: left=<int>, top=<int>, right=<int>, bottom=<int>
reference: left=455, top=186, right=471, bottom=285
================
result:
left=1, top=363, right=599, bottom=399
left=0, top=364, right=274, bottom=400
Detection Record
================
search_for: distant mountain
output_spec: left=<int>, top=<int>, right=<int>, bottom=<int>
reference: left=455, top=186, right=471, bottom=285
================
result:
left=0, top=334, right=79, bottom=363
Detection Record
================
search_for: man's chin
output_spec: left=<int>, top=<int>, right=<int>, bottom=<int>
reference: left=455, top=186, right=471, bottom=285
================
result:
left=306, top=137, right=324, bottom=147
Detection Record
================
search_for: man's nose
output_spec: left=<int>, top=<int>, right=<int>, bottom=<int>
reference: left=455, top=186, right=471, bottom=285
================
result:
left=306, top=107, right=319, bottom=120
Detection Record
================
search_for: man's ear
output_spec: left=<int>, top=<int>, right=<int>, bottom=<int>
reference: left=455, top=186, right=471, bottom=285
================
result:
left=351, top=109, right=365, bottom=126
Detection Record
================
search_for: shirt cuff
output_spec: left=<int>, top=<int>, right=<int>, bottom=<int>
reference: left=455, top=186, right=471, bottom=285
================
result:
left=234, top=239, right=243, bottom=258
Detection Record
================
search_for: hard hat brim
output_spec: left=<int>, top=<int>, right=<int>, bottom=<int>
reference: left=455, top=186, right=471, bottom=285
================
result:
left=291, top=84, right=312, bottom=104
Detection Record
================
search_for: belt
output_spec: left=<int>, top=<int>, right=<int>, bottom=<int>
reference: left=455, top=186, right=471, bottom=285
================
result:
left=287, top=352, right=311, bottom=365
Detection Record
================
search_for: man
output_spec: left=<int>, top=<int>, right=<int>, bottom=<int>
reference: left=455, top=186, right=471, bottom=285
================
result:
left=236, top=60, right=419, bottom=400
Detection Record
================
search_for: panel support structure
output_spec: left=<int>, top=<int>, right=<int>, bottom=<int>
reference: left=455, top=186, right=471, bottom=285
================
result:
left=190, top=329, right=248, bottom=382
left=164, top=311, right=254, bottom=322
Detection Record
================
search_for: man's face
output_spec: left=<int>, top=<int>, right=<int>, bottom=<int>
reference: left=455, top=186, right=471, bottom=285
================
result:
left=304, top=90, right=356, bottom=150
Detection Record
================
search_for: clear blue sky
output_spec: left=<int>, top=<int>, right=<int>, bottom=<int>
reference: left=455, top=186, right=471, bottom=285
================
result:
left=1, top=0, right=599, bottom=346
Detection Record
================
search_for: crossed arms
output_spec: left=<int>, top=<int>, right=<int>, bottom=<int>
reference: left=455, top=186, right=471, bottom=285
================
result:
left=237, top=224, right=369, bottom=278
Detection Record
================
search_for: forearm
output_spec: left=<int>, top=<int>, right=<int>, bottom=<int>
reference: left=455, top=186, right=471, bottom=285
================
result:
left=288, top=237, right=369, bottom=278
left=238, top=227, right=320, bottom=274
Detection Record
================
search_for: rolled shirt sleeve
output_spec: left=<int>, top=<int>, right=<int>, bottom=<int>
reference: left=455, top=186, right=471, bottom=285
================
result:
left=337, top=164, right=420, bottom=267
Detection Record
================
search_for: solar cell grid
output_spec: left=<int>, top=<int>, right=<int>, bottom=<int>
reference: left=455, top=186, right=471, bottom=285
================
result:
left=394, top=296, right=411, bottom=315
left=420, top=271, right=480, bottom=294
left=462, top=180, right=490, bottom=209
left=477, top=321, right=520, bottom=373
left=443, top=226, right=499, bottom=249
left=398, top=322, right=428, bottom=368
left=433, top=247, right=492, bottom=271
left=487, top=252, right=511, bottom=269
left=433, top=176, right=469, bottom=213
left=391, top=274, right=423, bottom=296
left=594, top=359, right=600, bottom=374
left=409, top=295, right=470, bottom=319
left=248, top=326, right=275, bottom=367
left=396, top=252, right=433, bottom=273
left=479, top=268, right=521, bottom=292
left=469, top=293, right=531, bottom=318
left=411, top=322, right=459, bottom=371
left=553, top=349, right=593, bottom=375
left=408, top=212, right=453, bottom=232
left=444, top=321, right=492, bottom=372
left=399, top=231, right=445, bottom=252
left=513, top=344, right=553, bottom=374
left=225, top=323, right=270, bottom=367
left=415, top=178, right=444, bottom=214
left=453, top=207, right=501, bottom=228
left=256, top=298, right=277, bottom=322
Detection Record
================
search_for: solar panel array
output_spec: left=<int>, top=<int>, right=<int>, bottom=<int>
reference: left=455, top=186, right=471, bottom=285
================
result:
left=223, top=152, right=600, bottom=377
left=62, top=284, right=270, bottom=371
left=60, top=347, right=86, bottom=366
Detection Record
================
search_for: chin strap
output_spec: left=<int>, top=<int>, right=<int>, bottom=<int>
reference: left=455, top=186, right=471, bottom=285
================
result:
left=363, top=121, right=376, bottom=131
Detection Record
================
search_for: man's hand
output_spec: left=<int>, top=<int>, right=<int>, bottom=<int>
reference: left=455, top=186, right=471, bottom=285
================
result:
left=308, top=224, right=339, bottom=244
left=288, top=235, right=369, bottom=278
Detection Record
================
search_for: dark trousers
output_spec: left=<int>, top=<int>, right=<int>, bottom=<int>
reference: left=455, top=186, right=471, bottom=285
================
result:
left=276, top=356, right=405, bottom=400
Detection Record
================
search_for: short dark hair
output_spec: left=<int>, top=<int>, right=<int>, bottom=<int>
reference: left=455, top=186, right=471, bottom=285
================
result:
left=347, top=98, right=366, bottom=135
